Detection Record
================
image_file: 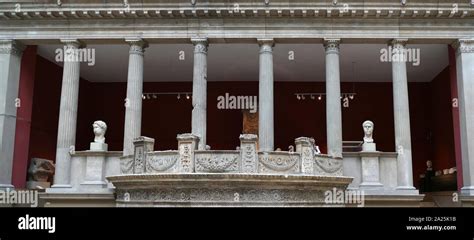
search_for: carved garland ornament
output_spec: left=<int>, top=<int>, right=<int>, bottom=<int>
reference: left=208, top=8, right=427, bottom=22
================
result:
left=314, top=158, right=343, bottom=173
left=146, top=154, right=179, bottom=172
left=259, top=154, right=299, bottom=172
left=120, top=157, right=134, bottom=174
left=195, top=154, right=239, bottom=172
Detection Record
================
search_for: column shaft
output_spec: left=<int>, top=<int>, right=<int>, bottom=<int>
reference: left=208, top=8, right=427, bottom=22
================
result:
left=453, top=39, right=474, bottom=196
left=52, top=39, right=82, bottom=187
left=123, top=39, right=147, bottom=156
left=258, top=39, right=275, bottom=152
left=390, top=39, right=415, bottom=190
left=191, top=38, right=208, bottom=150
left=324, top=39, right=343, bottom=158
left=0, top=40, right=24, bottom=189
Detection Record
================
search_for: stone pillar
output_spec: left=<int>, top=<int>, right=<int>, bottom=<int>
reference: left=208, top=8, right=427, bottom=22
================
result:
left=389, top=39, right=416, bottom=191
left=0, top=40, right=25, bottom=190
left=191, top=38, right=208, bottom=150
left=123, top=39, right=148, bottom=156
left=295, top=137, right=315, bottom=175
left=177, top=133, right=199, bottom=173
left=324, top=39, right=343, bottom=158
left=240, top=134, right=258, bottom=173
left=132, top=136, right=155, bottom=174
left=453, top=39, right=474, bottom=196
left=258, top=39, right=275, bottom=152
left=51, top=39, right=82, bottom=188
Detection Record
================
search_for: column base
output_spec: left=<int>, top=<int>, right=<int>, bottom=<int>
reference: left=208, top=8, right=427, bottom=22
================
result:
left=47, top=184, right=73, bottom=193
left=395, top=186, right=419, bottom=195
left=461, top=186, right=474, bottom=196
left=79, top=181, right=109, bottom=193
left=359, top=182, right=384, bottom=190
left=0, top=184, right=14, bottom=190
left=27, top=181, right=51, bottom=190
left=40, top=192, right=115, bottom=207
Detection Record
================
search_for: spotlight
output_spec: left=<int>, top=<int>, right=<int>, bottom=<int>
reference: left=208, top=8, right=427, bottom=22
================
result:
left=177, top=94, right=181, bottom=99
left=153, top=94, right=157, bottom=99
left=142, top=94, right=146, bottom=100
left=297, top=94, right=301, bottom=100
left=310, top=95, right=315, bottom=100
left=186, top=94, right=190, bottom=100
left=301, top=95, right=305, bottom=100
left=318, top=95, right=322, bottom=100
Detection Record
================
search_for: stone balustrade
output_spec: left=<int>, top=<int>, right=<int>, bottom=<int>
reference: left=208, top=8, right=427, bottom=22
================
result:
left=120, top=133, right=344, bottom=176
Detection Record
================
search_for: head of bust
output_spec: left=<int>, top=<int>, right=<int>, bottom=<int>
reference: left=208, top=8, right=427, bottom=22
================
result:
left=92, top=120, right=107, bottom=143
left=362, top=120, right=374, bottom=143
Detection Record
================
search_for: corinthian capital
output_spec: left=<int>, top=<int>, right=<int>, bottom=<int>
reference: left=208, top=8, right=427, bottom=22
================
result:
left=452, top=39, right=474, bottom=55
left=126, top=38, right=148, bottom=55
left=258, top=39, right=275, bottom=54
left=323, top=39, right=340, bottom=54
left=191, top=37, right=209, bottom=54
left=388, top=39, right=408, bottom=49
left=0, top=40, right=26, bottom=56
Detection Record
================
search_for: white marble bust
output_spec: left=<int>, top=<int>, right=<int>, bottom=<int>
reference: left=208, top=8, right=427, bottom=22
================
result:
left=362, top=120, right=374, bottom=143
left=92, top=120, right=107, bottom=143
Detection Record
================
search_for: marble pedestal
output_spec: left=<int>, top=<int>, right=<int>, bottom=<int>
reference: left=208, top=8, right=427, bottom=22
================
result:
left=90, top=142, right=108, bottom=151
left=359, top=143, right=383, bottom=189
left=80, top=153, right=108, bottom=191
left=27, top=181, right=51, bottom=189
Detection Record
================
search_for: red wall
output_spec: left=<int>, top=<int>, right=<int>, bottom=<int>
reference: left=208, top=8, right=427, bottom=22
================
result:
left=27, top=55, right=457, bottom=189
left=12, top=46, right=37, bottom=188
left=430, top=67, right=457, bottom=172
left=29, top=55, right=94, bottom=161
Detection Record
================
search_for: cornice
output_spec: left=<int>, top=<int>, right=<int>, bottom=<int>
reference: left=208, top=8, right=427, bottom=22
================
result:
left=1, top=1, right=473, bottom=20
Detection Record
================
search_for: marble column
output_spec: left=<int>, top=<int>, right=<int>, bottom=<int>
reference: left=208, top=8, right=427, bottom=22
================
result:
left=258, top=39, right=275, bottom=152
left=52, top=39, right=83, bottom=188
left=389, top=39, right=415, bottom=191
left=191, top=38, right=208, bottom=150
left=0, top=40, right=25, bottom=190
left=453, top=39, right=474, bottom=196
left=123, top=39, right=148, bottom=156
left=324, top=39, right=343, bottom=158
